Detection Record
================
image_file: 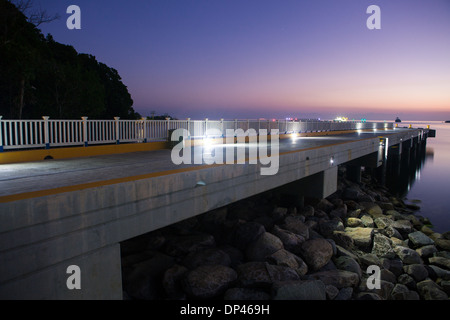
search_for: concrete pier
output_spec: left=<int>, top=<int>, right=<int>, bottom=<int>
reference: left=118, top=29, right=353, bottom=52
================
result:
left=0, top=126, right=432, bottom=299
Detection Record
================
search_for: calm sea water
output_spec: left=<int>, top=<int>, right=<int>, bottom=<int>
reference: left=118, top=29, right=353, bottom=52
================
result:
left=385, top=120, right=450, bottom=234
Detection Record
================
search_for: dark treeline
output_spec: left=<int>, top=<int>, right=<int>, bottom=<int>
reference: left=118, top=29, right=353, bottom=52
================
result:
left=0, top=0, right=140, bottom=120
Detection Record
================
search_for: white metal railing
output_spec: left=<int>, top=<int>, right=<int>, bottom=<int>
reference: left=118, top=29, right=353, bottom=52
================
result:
left=0, top=116, right=394, bottom=151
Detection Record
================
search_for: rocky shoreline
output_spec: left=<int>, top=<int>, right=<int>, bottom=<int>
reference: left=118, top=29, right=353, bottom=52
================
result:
left=120, top=166, right=450, bottom=300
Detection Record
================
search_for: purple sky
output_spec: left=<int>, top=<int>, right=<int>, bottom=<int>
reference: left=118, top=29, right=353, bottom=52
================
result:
left=36, top=0, right=450, bottom=121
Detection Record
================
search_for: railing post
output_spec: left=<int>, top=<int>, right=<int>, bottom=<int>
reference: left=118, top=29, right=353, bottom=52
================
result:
left=42, top=116, right=50, bottom=149
left=205, top=118, right=208, bottom=136
left=0, top=116, right=3, bottom=152
left=82, top=116, right=88, bottom=147
left=114, top=117, right=120, bottom=144
left=187, top=118, right=191, bottom=138
left=221, top=118, right=224, bottom=137
left=141, top=117, right=147, bottom=143
left=166, top=117, right=171, bottom=139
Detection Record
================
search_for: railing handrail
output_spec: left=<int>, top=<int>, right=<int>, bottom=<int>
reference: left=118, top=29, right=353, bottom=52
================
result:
left=0, top=116, right=395, bottom=151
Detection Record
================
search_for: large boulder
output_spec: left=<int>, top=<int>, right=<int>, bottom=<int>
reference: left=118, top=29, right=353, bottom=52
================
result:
left=182, top=247, right=231, bottom=269
left=334, top=256, right=362, bottom=279
left=300, top=238, right=334, bottom=271
left=237, top=262, right=299, bottom=289
left=266, top=249, right=308, bottom=276
left=344, top=227, right=374, bottom=249
left=394, top=246, right=423, bottom=265
left=281, top=215, right=310, bottom=239
left=271, top=225, right=306, bottom=255
left=245, top=232, right=284, bottom=262
left=372, top=233, right=396, bottom=259
left=408, top=231, right=435, bottom=248
left=183, top=265, right=237, bottom=299
left=307, top=270, right=360, bottom=288
left=417, top=280, right=449, bottom=300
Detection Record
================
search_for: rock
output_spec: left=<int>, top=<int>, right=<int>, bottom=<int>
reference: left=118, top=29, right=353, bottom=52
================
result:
left=394, top=246, right=423, bottom=265
left=265, top=264, right=301, bottom=283
left=377, top=202, right=395, bottom=211
left=300, top=205, right=315, bottom=217
left=123, top=252, right=175, bottom=299
left=360, top=202, right=383, bottom=218
left=334, top=256, right=362, bottom=280
left=336, top=245, right=360, bottom=262
left=442, top=231, right=450, bottom=240
left=435, top=251, right=450, bottom=259
left=224, top=287, right=271, bottom=300
left=325, top=285, right=339, bottom=300
left=420, top=225, right=434, bottom=236
left=266, top=249, right=308, bottom=276
left=183, top=265, right=237, bottom=299
left=344, top=227, right=374, bottom=249
left=245, top=232, right=284, bottom=262
left=435, top=238, right=450, bottom=251
left=307, top=270, right=360, bottom=288
left=384, top=226, right=403, bottom=240
left=415, top=245, right=437, bottom=258
left=270, top=207, right=288, bottom=222
left=398, top=274, right=417, bottom=290
left=319, top=219, right=345, bottom=238
left=272, top=280, right=326, bottom=300
left=441, top=280, right=450, bottom=295
left=374, top=217, right=394, bottom=229
left=372, top=233, right=396, bottom=259
left=346, top=217, right=364, bottom=228
left=359, top=253, right=382, bottom=268
left=219, top=245, right=244, bottom=268
left=330, top=231, right=354, bottom=249
left=417, top=280, right=449, bottom=300
left=271, top=225, right=305, bottom=255
left=316, top=198, right=335, bottom=213
left=343, top=187, right=363, bottom=201
left=428, top=256, right=450, bottom=270
left=182, top=248, right=231, bottom=269
left=329, top=206, right=347, bottom=219
left=360, top=215, right=374, bottom=228
left=164, top=233, right=216, bottom=256
left=236, top=262, right=273, bottom=288
left=403, top=264, right=429, bottom=282
left=162, top=264, right=188, bottom=299
left=390, top=284, right=419, bottom=300
left=334, top=287, right=353, bottom=300
left=383, top=258, right=404, bottom=277
left=281, top=215, right=310, bottom=239
left=372, top=280, right=395, bottom=300
left=300, top=238, right=334, bottom=271
left=356, top=292, right=383, bottom=300
left=380, top=269, right=397, bottom=284
left=408, top=231, right=435, bottom=248
left=391, top=220, right=413, bottom=236
left=426, top=265, right=450, bottom=280
left=232, top=221, right=266, bottom=250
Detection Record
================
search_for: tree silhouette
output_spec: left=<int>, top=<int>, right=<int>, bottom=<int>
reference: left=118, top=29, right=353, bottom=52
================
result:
left=0, top=0, right=139, bottom=119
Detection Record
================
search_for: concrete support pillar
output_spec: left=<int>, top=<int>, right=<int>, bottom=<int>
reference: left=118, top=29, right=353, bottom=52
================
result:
left=298, top=166, right=338, bottom=199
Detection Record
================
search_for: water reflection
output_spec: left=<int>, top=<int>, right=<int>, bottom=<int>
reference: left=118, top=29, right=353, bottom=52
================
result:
left=385, top=140, right=433, bottom=198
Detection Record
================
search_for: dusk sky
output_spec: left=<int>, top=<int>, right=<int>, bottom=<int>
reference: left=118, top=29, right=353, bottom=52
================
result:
left=35, top=0, right=450, bottom=121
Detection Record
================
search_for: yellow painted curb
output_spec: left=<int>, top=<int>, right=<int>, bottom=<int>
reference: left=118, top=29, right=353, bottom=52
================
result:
left=0, top=141, right=168, bottom=164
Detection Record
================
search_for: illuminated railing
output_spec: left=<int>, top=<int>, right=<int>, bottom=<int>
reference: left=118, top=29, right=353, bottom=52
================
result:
left=0, top=116, right=394, bottom=151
